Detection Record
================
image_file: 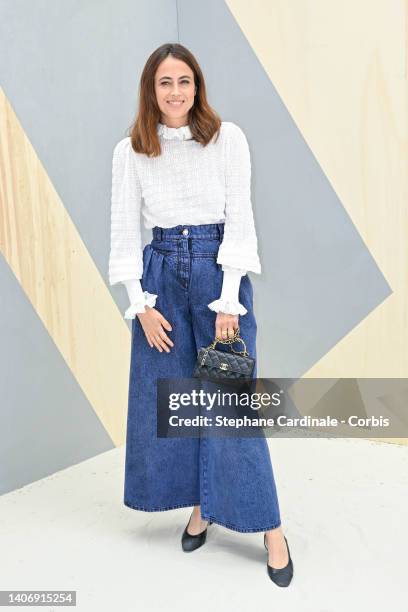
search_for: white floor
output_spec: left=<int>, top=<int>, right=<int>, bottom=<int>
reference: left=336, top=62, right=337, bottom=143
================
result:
left=1, top=438, right=407, bottom=612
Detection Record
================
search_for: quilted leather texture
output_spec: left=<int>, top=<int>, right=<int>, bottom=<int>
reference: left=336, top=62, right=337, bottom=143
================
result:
left=193, top=347, right=255, bottom=381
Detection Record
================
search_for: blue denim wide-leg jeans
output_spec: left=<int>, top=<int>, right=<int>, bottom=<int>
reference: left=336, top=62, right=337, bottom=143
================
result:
left=124, top=223, right=281, bottom=533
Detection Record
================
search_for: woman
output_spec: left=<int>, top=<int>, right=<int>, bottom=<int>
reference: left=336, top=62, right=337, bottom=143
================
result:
left=108, top=42, right=293, bottom=587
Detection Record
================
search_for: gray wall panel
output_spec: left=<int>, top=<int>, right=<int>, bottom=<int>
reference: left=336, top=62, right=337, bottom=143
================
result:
left=0, top=0, right=391, bottom=493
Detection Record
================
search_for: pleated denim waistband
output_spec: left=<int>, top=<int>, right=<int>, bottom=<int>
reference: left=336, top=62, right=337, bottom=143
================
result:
left=152, top=223, right=225, bottom=241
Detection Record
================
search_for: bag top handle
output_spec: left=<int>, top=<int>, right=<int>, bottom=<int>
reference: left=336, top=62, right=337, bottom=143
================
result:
left=206, top=326, right=249, bottom=356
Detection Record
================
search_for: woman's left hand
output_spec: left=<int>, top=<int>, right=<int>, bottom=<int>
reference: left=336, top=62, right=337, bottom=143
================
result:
left=215, top=312, right=239, bottom=340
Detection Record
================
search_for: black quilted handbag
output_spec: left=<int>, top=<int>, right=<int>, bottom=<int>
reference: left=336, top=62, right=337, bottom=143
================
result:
left=193, top=326, right=255, bottom=383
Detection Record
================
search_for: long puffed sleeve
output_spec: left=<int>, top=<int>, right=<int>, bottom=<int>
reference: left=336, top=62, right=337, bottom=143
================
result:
left=216, top=123, right=261, bottom=273
left=108, top=137, right=144, bottom=285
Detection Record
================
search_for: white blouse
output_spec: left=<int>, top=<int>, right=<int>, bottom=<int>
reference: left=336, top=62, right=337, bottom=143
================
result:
left=108, top=120, right=261, bottom=319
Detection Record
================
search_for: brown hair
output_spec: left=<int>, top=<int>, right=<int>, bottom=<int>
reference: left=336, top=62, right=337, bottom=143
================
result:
left=127, top=43, right=222, bottom=157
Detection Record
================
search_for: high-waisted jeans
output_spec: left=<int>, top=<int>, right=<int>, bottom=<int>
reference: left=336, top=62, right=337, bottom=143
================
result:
left=124, top=223, right=282, bottom=532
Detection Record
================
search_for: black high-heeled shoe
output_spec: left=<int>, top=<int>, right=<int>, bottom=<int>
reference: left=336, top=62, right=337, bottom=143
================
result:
left=264, top=533, right=294, bottom=587
left=181, top=512, right=213, bottom=552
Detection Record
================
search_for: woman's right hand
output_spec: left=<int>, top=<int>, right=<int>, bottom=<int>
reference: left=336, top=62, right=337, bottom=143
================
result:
left=137, top=307, right=174, bottom=353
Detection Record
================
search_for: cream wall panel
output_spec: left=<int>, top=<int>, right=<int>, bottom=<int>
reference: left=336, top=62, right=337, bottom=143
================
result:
left=0, top=88, right=129, bottom=446
left=227, top=0, right=407, bottom=379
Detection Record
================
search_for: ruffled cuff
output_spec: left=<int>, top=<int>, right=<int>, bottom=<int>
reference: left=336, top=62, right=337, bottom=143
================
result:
left=124, top=291, right=158, bottom=319
left=207, top=298, right=248, bottom=316
left=207, top=267, right=247, bottom=315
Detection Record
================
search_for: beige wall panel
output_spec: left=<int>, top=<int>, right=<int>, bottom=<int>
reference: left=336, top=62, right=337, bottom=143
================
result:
left=227, top=0, right=407, bottom=444
left=0, top=88, right=129, bottom=446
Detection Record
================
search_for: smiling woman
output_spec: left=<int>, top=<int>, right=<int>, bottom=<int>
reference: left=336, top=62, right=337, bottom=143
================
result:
left=108, top=42, right=293, bottom=587
left=157, top=69, right=194, bottom=106
left=154, top=56, right=196, bottom=134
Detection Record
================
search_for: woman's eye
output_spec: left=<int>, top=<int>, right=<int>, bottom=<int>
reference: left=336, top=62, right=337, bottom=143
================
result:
left=160, top=80, right=190, bottom=86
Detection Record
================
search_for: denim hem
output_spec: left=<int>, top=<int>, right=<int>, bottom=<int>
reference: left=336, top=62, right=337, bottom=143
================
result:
left=124, top=499, right=281, bottom=533
left=201, top=513, right=282, bottom=534
left=124, top=499, right=200, bottom=512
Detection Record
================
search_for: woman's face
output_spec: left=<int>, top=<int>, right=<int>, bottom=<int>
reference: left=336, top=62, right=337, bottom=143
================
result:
left=154, top=56, right=196, bottom=127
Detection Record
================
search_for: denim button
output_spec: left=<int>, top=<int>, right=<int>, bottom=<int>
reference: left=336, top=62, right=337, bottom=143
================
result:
left=182, top=228, right=189, bottom=236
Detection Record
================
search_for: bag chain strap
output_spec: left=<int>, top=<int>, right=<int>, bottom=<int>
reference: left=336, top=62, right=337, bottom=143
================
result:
left=200, top=326, right=249, bottom=366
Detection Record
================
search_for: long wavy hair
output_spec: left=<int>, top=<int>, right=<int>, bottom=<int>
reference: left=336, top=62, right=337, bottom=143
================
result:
left=128, top=43, right=222, bottom=157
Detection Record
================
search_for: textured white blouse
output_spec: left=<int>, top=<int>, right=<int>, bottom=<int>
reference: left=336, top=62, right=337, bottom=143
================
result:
left=108, top=120, right=261, bottom=319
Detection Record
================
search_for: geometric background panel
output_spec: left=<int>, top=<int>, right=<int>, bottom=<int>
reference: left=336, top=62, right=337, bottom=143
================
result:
left=0, top=0, right=406, bottom=497
left=180, top=0, right=392, bottom=377
left=0, top=88, right=129, bottom=449
left=0, top=1, right=177, bottom=493
left=224, top=0, right=407, bottom=384
left=0, top=253, right=113, bottom=495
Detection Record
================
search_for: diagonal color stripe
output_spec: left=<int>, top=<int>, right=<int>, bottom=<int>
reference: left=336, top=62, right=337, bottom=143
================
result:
left=0, top=87, right=129, bottom=446
left=178, top=0, right=391, bottom=379
left=223, top=0, right=407, bottom=445
left=224, top=0, right=406, bottom=379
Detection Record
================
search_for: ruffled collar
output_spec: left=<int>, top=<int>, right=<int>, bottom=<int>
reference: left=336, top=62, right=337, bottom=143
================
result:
left=157, top=122, right=193, bottom=141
